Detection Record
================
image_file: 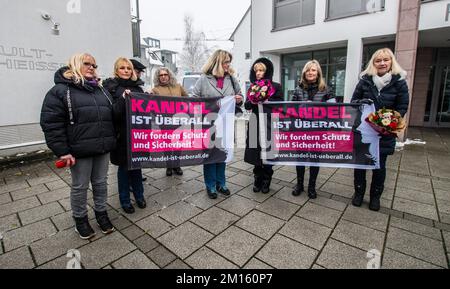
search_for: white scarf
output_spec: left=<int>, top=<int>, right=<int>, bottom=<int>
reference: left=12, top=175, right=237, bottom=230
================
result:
left=373, top=73, right=392, bottom=92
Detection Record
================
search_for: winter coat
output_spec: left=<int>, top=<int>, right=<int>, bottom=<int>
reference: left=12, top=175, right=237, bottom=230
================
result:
left=292, top=83, right=334, bottom=102
left=193, top=74, right=242, bottom=99
left=244, top=57, right=284, bottom=166
left=351, top=73, right=410, bottom=155
left=102, top=77, right=145, bottom=166
left=152, top=83, right=188, bottom=97
left=40, top=67, right=116, bottom=159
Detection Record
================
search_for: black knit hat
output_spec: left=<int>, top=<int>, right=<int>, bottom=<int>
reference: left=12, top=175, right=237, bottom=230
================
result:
left=130, top=59, right=146, bottom=72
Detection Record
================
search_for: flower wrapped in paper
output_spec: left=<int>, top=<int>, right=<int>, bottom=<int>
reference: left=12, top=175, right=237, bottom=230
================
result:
left=365, top=108, right=406, bottom=137
left=247, top=79, right=276, bottom=104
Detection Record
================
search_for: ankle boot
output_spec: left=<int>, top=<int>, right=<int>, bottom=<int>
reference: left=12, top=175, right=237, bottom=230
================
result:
left=73, top=216, right=95, bottom=240
left=352, top=182, right=366, bottom=207
left=261, top=178, right=271, bottom=194
left=307, top=185, right=317, bottom=199
left=253, top=176, right=263, bottom=193
left=369, top=185, right=384, bottom=211
left=292, top=175, right=305, bottom=196
left=292, top=183, right=304, bottom=196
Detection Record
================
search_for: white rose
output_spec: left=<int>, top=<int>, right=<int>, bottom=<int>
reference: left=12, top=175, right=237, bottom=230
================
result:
left=381, top=119, right=391, bottom=126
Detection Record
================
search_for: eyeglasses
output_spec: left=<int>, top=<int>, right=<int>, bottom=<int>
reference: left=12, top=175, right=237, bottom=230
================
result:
left=159, top=74, right=169, bottom=77
left=83, top=62, right=98, bottom=69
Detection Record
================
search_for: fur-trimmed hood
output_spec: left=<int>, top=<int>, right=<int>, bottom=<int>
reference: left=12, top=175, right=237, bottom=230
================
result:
left=249, top=57, right=274, bottom=83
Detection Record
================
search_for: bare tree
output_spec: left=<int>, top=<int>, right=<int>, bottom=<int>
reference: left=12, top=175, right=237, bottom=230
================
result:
left=180, top=15, right=209, bottom=73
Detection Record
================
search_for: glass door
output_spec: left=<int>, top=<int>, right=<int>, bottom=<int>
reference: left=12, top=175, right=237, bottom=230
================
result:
left=436, top=67, right=450, bottom=126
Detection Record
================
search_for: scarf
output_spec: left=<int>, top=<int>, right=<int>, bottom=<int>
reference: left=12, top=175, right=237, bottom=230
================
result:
left=373, top=73, right=392, bottom=92
left=216, top=77, right=225, bottom=89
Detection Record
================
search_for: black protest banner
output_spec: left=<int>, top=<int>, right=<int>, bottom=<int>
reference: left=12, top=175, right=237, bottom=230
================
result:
left=127, top=93, right=236, bottom=169
left=258, top=102, right=380, bottom=169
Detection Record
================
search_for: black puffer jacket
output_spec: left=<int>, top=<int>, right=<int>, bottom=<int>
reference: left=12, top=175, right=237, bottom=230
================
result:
left=244, top=57, right=284, bottom=166
left=351, top=74, right=410, bottom=155
left=40, top=67, right=116, bottom=158
left=103, top=77, right=145, bottom=166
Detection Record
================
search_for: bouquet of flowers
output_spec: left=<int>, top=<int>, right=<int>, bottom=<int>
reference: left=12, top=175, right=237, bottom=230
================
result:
left=365, top=108, right=406, bottom=137
left=247, top=79, right=276, bottom=104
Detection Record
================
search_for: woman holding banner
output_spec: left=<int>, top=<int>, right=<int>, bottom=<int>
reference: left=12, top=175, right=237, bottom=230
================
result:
left=40, top=53, right=116, bottom=239
left=103, top=57, right=146, bottom=214
left=193, top=50, right=243, bottom=199
left=351, top=48, right=409, bottom=211
left=150, top=67, right=188, bottom=177
left=292, top=60, right=335, bottom=199
left=244, top=58, right=284, bottom=194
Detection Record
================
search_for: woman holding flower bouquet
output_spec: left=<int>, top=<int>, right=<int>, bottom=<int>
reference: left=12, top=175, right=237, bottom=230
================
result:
left=244, top=58, right=283, bottom=194
left=291, top=60, right=335, bottom=199
left=351, top=48, right=409, bottom=211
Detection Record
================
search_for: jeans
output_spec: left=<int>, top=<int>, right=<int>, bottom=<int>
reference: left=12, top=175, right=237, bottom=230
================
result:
left=354, top=154, right=388, bottom=190
left=117, top=165, right=144, bottom=207
left=70, top=153, right=110, bottom=218
left=203, top=163, right=226, bottom=192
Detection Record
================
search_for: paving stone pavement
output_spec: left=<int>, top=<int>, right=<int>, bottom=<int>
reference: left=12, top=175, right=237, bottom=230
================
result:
left=0, top=127, right=450, bottom=269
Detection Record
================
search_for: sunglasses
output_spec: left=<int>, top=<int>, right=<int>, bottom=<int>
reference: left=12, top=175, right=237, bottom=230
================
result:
left=83, top=62, right=98, bottom=69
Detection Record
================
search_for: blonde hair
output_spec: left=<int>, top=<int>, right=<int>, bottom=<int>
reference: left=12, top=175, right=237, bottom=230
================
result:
left=153, top=67, right=177, bottom=87
left=361, top=48, right=407, bottom=78
left=253, top=62, right=267, bottom=72
left=113, top=57, right=137, bottom=81
left=301, top=60, right=327, bottom=92
left=202, top=50, right=235, bottom=78
left=63, top=53, right=99, bottom=85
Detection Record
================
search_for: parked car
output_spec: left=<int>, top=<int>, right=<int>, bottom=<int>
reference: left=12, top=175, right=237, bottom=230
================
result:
left=182, top=73, right=201, bottom=97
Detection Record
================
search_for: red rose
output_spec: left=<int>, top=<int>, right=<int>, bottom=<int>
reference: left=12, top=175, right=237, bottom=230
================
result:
left=373, top=115, right=379, bottom=121
left=389, top=122, right=398, bottom=130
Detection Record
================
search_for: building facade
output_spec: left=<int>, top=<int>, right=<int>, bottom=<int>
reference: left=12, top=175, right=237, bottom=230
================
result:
left=0, top=0, right=133, bottom=156
left=231, top=0, right=450, bottom=128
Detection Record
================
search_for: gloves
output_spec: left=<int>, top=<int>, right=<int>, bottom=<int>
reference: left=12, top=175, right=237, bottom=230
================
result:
left=352, top=99, right=374, bottom=105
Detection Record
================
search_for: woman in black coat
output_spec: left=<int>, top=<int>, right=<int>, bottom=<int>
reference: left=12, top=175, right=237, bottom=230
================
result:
left=103, top=57, right=146, bottom=214
left=40, top=53, right=116, bottom=239
left=291, top=60, right=335, bottom=199
left=351, top=48, right=410, bottom=211
left=244, top=58, right=284, bottom=194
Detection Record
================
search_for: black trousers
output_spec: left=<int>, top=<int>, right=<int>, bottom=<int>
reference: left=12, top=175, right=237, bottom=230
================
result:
left=296, top=166, right=320, bottom=186
left=354, top=154, right=388, bottom=192
left=253, top=165, right=274, bottom=181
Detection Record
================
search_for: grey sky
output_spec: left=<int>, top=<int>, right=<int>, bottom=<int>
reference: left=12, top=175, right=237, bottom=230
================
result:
left=132, top=0, right=250, bottom=52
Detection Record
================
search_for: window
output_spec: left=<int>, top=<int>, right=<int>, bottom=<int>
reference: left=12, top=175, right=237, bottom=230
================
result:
left=327, top=0, right=385, bottom=20
left=245, top=52, right=251, bottom=60
left=281, top=48, right=347, bottom=101
left=362, top=42, right=395, bottom=71
left=273, top=0, right=315, bottom=31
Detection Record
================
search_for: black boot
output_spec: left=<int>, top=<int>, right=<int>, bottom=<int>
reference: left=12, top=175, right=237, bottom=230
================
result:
left=261, top=179, right=271, bottom=194
left=95, top=210, right=115, bottom=234
left=352, top=182, right=366, bottom=207
left=369, top=185, right=383, bottom=211
left=166, top=168, right=173, bottom=176
left=292, top=182, right=304, bottom=196
left=73, top=216, right=96, bottom=240
left=253, top=176, right=263, bottom=193
left=307, top=184, right=317, bottom=199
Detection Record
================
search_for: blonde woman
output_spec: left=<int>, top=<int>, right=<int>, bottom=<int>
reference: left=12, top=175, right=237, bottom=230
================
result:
left=292, top=60, right=335, bottom=199
left=103, top=57, right=147, bottom=214
left=150, top=67, right=188, bottom=176
left=193, top=49, right=243, bottom=199
left=40, top=53, right=116, bottom=239
left=351, top=48, right=409, bottom=211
